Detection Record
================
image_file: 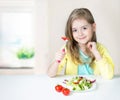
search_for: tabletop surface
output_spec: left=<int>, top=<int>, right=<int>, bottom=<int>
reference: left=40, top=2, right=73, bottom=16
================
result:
left=0, top=74, right=120, bottom=100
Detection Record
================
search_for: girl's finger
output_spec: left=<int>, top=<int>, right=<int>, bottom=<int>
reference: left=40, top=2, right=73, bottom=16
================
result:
left=62, top=48, right=65, bottom=52
left=87, top=42, right=92, bottom=49
left=56, top=48, right=66, bottom=63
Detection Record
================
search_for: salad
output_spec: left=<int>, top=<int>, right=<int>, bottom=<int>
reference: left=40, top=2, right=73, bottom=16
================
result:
left=63, top=76, right=96, bottom=92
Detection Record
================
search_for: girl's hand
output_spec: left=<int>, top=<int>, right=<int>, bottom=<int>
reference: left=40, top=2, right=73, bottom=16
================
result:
left=55, top=48, right=66, bottom=63
left=87, top=42, right=102, bottom=60
left=87, top=42, right=97, bottom=53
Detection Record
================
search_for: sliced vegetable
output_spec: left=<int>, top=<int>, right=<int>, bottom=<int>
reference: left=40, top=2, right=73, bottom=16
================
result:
left=64, top=76, right=96, bottom=92
left=61, top=36, right=69, bottom=41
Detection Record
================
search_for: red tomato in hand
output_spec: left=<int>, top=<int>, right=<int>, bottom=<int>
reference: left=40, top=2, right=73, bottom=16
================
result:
left=55, top=85, right=63, bottom=92
left=62, top=88, right=70, bottom=96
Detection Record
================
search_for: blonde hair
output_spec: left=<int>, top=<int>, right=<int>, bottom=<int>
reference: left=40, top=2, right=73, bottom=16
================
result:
left=65, top=8, right=97, bottom=64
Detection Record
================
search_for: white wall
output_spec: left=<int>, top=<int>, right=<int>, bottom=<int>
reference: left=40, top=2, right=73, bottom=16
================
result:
left=34, top=0, right=49, bottom=74
left=48, top=0, right=120, bottom=75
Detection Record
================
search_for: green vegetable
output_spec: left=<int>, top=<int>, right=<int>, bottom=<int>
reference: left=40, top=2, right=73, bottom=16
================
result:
left=16, top=47, right=35, bottom=59
left=66, top=76, right=93, bottom=91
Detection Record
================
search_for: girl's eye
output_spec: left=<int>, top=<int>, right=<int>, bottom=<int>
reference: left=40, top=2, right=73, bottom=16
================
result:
left=83, top=27, right=87, bottom=30
left=72, top=29, right=77, bottom=32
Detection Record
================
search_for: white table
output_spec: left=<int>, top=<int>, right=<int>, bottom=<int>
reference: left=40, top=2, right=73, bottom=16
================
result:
left=0, top=74, right=120, bottom=100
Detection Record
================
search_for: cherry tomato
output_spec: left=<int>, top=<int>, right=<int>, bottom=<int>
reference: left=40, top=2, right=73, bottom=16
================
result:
left=55, top=85, right=63, bottom=92
left=61, top=37, right=69, bottom=41
left=62, top=88, right=70, bottom=96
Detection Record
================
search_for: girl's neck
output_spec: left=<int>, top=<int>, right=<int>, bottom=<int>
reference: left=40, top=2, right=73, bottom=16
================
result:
left=79, top=44, right=87, bottom=53
left=79, top=43, right=94, bottom=58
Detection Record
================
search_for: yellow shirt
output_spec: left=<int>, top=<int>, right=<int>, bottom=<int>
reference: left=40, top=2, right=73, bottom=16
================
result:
left=57, top=43, right=114, bottom=79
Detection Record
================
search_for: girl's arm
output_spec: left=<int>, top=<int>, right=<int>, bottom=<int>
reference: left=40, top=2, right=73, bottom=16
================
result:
left=47, top=49, right=66, bottom=77
left=47, top=60, right=60, bottom=77
left=91, top=43, right=114, bottom=79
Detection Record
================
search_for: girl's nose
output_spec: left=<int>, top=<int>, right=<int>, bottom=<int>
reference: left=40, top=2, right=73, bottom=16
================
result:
left=78, top=29, right=83, bottom=36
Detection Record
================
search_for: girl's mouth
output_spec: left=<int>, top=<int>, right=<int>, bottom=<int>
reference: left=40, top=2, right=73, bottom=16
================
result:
left=79, top=36, right=86, bottom=40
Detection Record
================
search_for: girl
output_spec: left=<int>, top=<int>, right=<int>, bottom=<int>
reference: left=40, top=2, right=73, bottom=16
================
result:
left=47, top=8, right=114, bottom=79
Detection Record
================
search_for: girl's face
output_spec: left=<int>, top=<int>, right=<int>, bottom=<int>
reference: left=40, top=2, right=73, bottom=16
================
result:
left=72, top=18, right=96, bottom=46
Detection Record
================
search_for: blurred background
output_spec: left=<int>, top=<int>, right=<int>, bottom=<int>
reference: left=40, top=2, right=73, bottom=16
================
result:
left=0, top=0, right=120, bottom=75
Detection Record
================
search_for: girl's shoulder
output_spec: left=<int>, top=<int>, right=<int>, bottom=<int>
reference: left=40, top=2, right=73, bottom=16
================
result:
left=96, top=42, right=109, bottom=54
left=96, top=42, right=106, bottom=49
